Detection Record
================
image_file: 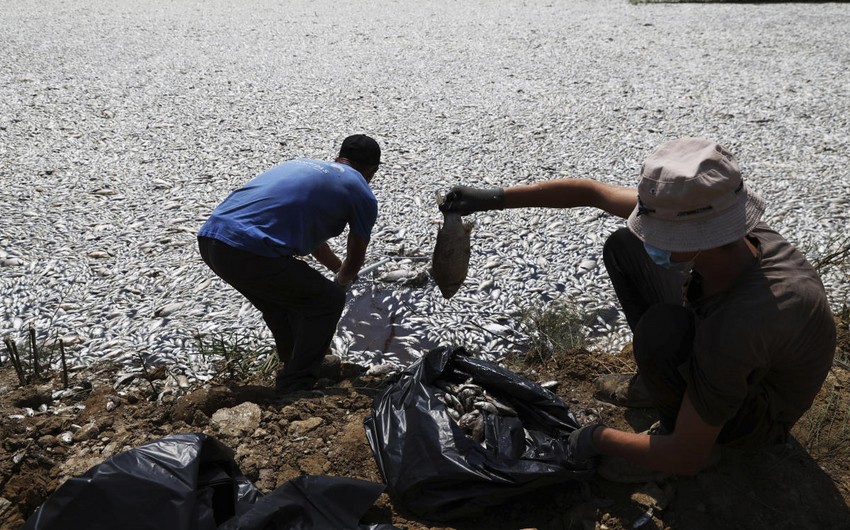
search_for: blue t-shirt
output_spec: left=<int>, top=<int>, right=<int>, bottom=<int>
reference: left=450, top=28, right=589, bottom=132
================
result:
left=199, top=159, right=378, bottom=257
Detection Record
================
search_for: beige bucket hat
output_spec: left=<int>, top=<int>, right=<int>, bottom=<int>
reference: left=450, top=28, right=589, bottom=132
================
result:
left=627, top=137, right=765, bottom=252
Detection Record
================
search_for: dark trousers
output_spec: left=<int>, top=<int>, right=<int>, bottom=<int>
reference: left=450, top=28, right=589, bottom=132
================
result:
left=198, top=236, right=345, bottom=388
left=602, top=228, right=785, bottom=447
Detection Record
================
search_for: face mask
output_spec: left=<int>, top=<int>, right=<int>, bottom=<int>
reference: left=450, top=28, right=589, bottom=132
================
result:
left=644, top=242, right=699, bottom=273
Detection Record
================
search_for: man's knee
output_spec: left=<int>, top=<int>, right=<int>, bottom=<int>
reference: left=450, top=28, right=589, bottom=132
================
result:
left=602, top=228, right=639, bottom=267
left=633, top=304, right=694, bottom=368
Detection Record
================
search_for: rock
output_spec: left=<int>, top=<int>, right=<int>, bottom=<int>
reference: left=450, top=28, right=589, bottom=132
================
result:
left=210, top=402, right=262, bottom=437
left=58, top=454, right=108, bottom=481
left=190, top=409, right=209, bottom=427
left=101, top=441, right=122, bottom=458
left=281, top=405, right=301, bottom=421
left=630, top=481, right=674, bottom=511
left=0, top=496, right=25, bottom=529
left=73, top=422, right=100, bottom=443
left=288, top=417, right=323, bottom=436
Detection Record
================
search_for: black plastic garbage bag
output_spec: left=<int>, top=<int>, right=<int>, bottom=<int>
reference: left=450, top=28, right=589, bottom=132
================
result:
left=219, top=475, right=397, bottom=530
left=364, top=346, right=593, bottom=521
left=23, top=433, right=398, bottom=530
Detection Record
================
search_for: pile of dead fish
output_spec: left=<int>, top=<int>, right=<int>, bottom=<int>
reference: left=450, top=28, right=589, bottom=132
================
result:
left=1, top=1, right=849, bottom=383
left=434, top=377, right=518, bottom=443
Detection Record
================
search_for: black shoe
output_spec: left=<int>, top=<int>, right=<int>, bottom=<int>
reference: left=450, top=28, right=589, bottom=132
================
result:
left=275, top=375, right=316, bottom=395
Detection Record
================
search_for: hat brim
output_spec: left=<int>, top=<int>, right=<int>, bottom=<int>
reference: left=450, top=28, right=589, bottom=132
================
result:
left=627, top=182, right=765, bottom=252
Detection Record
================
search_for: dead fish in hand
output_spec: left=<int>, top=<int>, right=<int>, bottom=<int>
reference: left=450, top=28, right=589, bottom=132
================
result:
left=432, top=194, right=474, bottom=299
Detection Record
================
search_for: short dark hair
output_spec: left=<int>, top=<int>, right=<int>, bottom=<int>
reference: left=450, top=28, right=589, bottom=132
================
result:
left=339, top=134, right=381, bottom=166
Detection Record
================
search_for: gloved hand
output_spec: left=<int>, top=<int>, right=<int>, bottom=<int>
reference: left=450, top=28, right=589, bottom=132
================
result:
left=439, top=185, right=505, bottom=215
left=567, top=424, right=602, bottom=466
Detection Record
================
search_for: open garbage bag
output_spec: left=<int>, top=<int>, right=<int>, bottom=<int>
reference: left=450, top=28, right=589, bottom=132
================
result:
left=24, top=433, right=397, bottom=530
left=364, top=346, right=593, bottom=521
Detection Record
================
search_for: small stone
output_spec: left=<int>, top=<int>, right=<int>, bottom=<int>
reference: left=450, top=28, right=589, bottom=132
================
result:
left=288, top=417, right=323, bottom=436
left=281, top=406, right=301, bottom=421
left=210, top=402, right=262, bottom=437
left=73, top=423, right=100, bottom=442
left=0, top=497, right=23, bottom=528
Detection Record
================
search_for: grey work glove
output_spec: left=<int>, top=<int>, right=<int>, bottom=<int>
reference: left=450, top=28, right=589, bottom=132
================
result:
left=439, top=185, right=505, bottom=215
left=567, top=424, right=602, bottom=466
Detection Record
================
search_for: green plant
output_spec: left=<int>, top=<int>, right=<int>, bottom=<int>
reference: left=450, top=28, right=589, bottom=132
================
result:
left=193, top=330, right=277, bottom=382
left=798, top=233, right=850, bottom=282
left=518, top=297, right=588, bottom=364
left=3, top=326, right=65, bottom=386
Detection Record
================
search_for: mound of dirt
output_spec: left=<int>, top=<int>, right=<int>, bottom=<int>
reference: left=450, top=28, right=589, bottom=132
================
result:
left=1, top=328, right=849, bottom=529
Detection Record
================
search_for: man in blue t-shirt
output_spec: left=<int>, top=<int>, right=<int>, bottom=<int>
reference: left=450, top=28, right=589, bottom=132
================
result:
left=198, top=135, right=380, bottom=393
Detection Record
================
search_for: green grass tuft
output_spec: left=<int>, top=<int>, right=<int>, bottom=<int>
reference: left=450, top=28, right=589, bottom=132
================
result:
left=518, top=297, right=588, bottom=364
left=193, top=330, right=277, bottom=382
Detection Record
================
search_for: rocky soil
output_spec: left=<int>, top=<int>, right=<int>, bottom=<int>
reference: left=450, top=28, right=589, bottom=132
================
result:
left=2, top=316, right=849, bottom=530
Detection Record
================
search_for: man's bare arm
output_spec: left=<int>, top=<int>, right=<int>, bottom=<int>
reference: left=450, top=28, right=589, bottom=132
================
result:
left=503, top=179, right=637, bottom=220
left=593, top=393, right=722, bottom=475
left=336, top=232, right=368, bottom=285
left=311, top=242, right=342, bottom=273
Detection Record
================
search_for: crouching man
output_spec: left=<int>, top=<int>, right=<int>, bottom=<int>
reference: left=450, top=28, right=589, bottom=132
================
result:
left=198, top=135, right=381, bottom=394
left=440, top=137, right=836, bottom=476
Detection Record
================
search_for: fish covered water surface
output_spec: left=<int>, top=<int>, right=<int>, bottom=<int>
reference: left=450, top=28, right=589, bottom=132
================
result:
left=432, top=211, right=473, bottom=299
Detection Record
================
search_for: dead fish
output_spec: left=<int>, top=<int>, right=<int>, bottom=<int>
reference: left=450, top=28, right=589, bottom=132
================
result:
left=432, top=196, right=474, bottom=299
left=379, top=268, right=430, bottom=287
left=379, top=269, right=418, bottom=282
left=458, top=410, right=485, bottom=442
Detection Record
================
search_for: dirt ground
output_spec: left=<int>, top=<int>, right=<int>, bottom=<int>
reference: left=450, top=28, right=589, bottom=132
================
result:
left=1, top=317, right=849, bottom=530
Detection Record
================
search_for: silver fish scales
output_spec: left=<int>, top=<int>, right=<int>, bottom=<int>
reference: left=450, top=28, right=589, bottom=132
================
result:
left=431, top=208, right=473, bottom=299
